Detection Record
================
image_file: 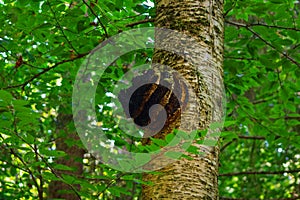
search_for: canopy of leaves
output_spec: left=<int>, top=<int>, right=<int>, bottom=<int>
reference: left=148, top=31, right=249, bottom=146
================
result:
left=0, top=0, right=299, bottom=199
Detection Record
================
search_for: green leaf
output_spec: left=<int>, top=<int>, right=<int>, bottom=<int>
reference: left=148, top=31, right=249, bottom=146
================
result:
left=12, top=99, right=29, bottom=106
left=165, top=133, right=175, bottom=143
left=39, top=149, right=67, bottom=157
left=43, top=171, right=60, bottom=181
left=0, top=90, right=13, bottom=103
left=150, top=138, right=167, bottom=146
left=221, top=131, right=238, bottom=138
left=185, top=144, right=200, bottom=155
left=109, top=186, right=131, bottom=197
left=175, top=130, right=190, bottom=140
left=164, top=151, right=182, bottom=159
left=117, top=159, right=133, bottom=171
left=23, top=152, right=35, bottom=162
left=269, top=0, right=284, bottom=4
left=202, top=139, right=217, bottom=147
left=61, top=174, right=76, bottom=184
left=135, top=153, right=151, bottom=166
left=115, top=0, right=124, bottom=9
left=53, top=164, right=74, bottom=171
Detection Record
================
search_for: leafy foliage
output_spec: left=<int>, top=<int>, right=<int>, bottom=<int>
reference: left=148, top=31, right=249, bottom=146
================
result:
left=0, top=0, right=299, bottom=199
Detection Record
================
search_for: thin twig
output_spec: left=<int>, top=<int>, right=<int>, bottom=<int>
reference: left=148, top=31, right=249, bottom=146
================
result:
left=223, top=0, right=237, bottom=17
left=221, top=135, right=266, bottom=152
left=238, top=135, right=265, bottom=140
left=22, top=61, right=45, bottom=70
left=126, top=18, right=155, bottom=27
left=224, top=56, right=256, bottom=61
left=2, top=52, right=88, bottom=90
left=225, top=20, right=300, bottom=67
left=220, top=140, right=235, bottom=152
left=0, top=44, right=13, bottom=57
left=47, top=1, right=79, bottom=54
left=219, top=169, right=300, bottom=176
left=96, top=173, right=127, bottom=198
left=226, top=20, right=300, bottom=31
left=247, top=27, right=300, bottom=67
left=0, top=135, right=40, bottom=195
left=82, top=0, right=109, bottom=38
left=3, top=127, right=82, bottom=199
left=251, top=23, right=300, bottom=31
left=221, top=197, right=299, bottom=200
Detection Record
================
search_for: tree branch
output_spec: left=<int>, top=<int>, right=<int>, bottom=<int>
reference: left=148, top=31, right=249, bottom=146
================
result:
left=0, top=43, right=12, bottom=57
left=247, top=23, right=300, bottom=32
left=126, top=18, right=155, bottom=27
left=226, top=20, right=300, bottom=31
left=223, top=0, right=237, bottom=17
left=2, top=126, right=82, bottom=199
left=219, top=169, right=300, bottom=176
left=2, top=52, right=88, bottom=90
left=221, top=197, right=299, bottom=200
left=0, top=135, right=41, bottom=196
left=238, top=135, right=265, bottom=140
left=220, top=140, right=235, bottom=152
left=225, top=20, right=300, bottom=67
left=82, top=0, right=109, bottom=38
left=221, top=135, right=266, bottom=152
left=224, top=56, right=256, bottom=61
left=47, top=1, right=79, bottom=55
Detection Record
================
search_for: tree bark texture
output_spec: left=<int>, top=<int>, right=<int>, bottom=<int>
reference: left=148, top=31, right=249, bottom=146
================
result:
left=142, top=0, right=224, bottom=199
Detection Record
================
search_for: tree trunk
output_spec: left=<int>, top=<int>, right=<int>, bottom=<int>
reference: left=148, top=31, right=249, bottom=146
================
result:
left=142, top=0, right=224, bottom=199
left=48, top=112, right=85, bottom=199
